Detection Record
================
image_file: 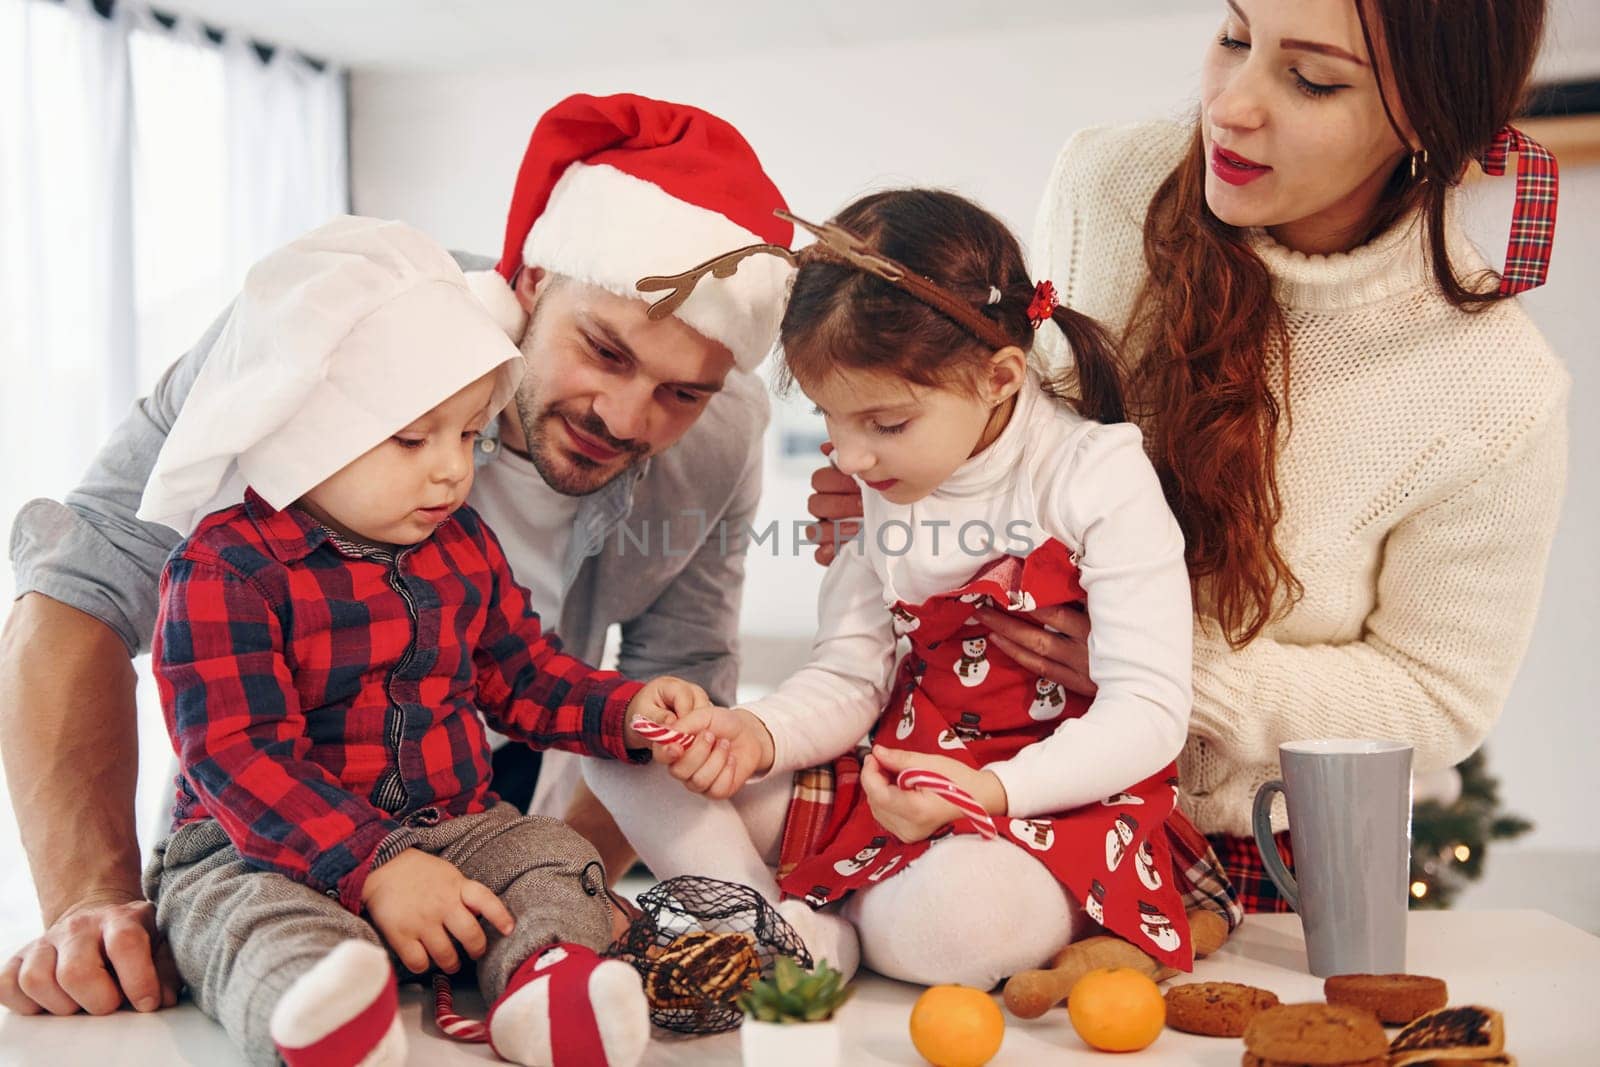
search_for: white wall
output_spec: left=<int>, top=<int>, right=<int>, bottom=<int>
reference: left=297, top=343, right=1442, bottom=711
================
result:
left=350, top=14, right=1599, bottom=851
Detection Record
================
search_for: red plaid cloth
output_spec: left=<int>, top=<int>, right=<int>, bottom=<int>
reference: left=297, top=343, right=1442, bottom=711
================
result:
left=154, top=490, right=645, bottom=911
left=1206, top=831, right=1295, bottom=914
left=1478, top=124, right=1558, bottom=296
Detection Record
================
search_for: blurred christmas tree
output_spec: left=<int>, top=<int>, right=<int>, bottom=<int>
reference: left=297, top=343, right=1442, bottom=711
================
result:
left=1408, top=748, right=1532, bottom=909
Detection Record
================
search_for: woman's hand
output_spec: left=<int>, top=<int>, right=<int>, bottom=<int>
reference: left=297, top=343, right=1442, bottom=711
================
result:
left=975, top=602, right=1097, bottom=698
left=804, top=443, right=863, bottom=566
left=860, top=746, right=1007, bottom=845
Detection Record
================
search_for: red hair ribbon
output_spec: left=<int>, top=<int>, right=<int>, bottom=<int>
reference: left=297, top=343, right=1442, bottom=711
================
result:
left=1478, top=125, right=1558, bottom=296
left=1026, top=280, right=1059, bottom=328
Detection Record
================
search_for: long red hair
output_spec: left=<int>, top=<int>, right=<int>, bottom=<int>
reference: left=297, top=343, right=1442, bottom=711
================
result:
left=1128, top=0, right=1547, bottom=648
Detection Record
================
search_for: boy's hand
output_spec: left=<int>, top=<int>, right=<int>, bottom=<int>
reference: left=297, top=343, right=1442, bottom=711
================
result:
left=623, top=676, right=710, bottom=749
left=361, top=849, right=514, bottom=975
left=652, top=705, right=775, bottom=800
left=860, top=745, right=1007, bottom=844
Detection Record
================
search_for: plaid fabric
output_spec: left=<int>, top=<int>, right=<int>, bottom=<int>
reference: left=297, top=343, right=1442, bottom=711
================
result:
left=1478, top=124, right=1559, bottom=296
left=778, top=755, right=1246, bottom=934
left=154, top=490, right=644, bottom=911
left=1207, top=831, right=1295, bottom=915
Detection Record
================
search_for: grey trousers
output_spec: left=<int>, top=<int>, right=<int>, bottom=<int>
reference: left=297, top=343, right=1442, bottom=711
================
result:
left=143, top=803, right=614, bottom=1066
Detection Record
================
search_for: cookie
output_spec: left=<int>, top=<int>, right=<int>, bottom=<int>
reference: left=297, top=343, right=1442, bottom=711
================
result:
left=1243, top=1003, right=1388, bottom=1065
left=1388, top=1005, right=1506, bottom=1067
left=1241, top=1055, right=1386, bottom=1067
left=645, top=931, right=760, bottom=1011
left=1166, top=981, right=1280, bottom=1037
left=1323, top=973, right=1448, bottom=1025
left=1240, top=1055, right=1386, bottom=1067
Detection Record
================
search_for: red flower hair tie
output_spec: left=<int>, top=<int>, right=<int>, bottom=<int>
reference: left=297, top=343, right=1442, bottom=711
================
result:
left=1478, top=124, right=1558, bottom=296
left=1027, top=280, right=1059, bottom=329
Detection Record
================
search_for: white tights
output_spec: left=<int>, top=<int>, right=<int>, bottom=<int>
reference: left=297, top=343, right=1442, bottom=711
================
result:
left=584, top=759, right=1085, bottom=989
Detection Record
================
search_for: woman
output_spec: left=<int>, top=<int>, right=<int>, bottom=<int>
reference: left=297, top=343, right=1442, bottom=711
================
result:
left=807, top=0, right=1568, bottom=911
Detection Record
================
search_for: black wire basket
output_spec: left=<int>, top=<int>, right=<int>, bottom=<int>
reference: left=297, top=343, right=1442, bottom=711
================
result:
left=606, top=875, right=813, bottom=1035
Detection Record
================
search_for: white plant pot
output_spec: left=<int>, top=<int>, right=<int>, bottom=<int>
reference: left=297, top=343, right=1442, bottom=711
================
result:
left=740, top=1016, right=841, bottom=1067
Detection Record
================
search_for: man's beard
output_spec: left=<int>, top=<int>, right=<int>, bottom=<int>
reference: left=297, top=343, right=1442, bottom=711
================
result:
left=513, top=386, right=649, bottom=497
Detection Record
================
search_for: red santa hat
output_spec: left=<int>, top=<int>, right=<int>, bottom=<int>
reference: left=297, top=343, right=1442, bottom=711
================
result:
left=464, top=93, right=793, bottom=372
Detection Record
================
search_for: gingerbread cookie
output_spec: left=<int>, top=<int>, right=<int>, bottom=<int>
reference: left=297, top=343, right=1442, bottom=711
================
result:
left=1323, top=973, right=1448, bottom=1025
left=1240, top=1055, right=1386, bottom=1067
left=1243, top=1003, right=1388, bottom=1066
left=1166, top=981, right=1280, bottom=1037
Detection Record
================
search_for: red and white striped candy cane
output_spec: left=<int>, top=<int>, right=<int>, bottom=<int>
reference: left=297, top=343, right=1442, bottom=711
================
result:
left=630, top=718, right=694, bottom=748
left=895, top=769, right=997, bottom=840
left=432, top=973, right=489, bottom=1043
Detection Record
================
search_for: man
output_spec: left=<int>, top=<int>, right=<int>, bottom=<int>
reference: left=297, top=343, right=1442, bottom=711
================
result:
left=0, top=92, right=792, bottom=1017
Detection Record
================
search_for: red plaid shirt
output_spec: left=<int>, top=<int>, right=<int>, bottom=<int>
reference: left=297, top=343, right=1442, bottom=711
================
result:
left=153, top=490, right=645, bottom=911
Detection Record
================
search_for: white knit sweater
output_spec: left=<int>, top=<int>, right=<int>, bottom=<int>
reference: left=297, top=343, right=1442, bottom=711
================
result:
left=1030, top=121, right=1571, bottom=836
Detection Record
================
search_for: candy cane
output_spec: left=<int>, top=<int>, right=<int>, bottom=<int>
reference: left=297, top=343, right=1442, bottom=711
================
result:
left=432, top=973, right=489, bottom=1043
left=896, top=768, right=997, bottom=840
left=631, top=718, right=694, bottom=748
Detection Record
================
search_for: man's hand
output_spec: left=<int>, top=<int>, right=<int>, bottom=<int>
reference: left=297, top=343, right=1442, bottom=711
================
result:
left=0, top=890, right=181, bottom=1016
left=623, top=676, right=711, bottom=750
left=650, top=705, right=774, bottom=800
left=803, top=443, right=863, bottom=567
left=362, top=849, right=515, bottom=975
left=861, top=745, right=1008, bottom=845
left=975, top=602, right=1097, bottom=698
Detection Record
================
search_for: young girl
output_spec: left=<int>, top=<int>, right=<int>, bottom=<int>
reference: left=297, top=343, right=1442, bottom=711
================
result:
left=588, top=191, right=1240, bottom=988
left=809, top=0, right=1568, bottom=914
left=139, top=217, right=699, bottom=1067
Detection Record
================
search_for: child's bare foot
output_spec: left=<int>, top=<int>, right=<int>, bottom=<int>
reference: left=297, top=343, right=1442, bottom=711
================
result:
left=271, top=940, right=405, bottom=1067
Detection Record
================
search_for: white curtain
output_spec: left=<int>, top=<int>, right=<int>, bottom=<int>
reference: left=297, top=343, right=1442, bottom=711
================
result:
left=0, top=0, right=348, bottom=605
left=0, top=0, right=346, bottom=930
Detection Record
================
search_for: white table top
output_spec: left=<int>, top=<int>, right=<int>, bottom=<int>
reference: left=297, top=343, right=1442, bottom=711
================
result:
left=2, top=909, right=1596, bottom=1065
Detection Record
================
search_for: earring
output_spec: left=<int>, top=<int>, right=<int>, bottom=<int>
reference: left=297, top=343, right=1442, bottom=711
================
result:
left=1410, top=148, right=1429, bottom=181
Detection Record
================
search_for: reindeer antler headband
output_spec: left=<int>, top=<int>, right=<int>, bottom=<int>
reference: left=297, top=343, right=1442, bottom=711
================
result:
left=635, top=208, right=1017, bottom=351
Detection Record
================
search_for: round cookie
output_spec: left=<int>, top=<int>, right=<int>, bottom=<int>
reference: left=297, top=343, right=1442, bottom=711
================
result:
left=1166, top=981, right=1281, bottom=1037
left=1323, top=973, right=1448, bottom=1025
left=1243, top=1003, right=1388, bottom=1066
left=1241, top=1055, right=1387, bottom=1067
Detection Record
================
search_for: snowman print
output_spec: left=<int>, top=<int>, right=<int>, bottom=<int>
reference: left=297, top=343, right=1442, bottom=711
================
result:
left=953, top=638, right=990, bottom=687
left=1009, top=818, right=1056, bottom=852
left=1085, top=880, right=1107, bottom=925
left=1006, top=588, right=1037, bottom=613
left=890, top=604, right=920, bottom=636
left=1134, top=840, right=1163, bottom=891
left=803, top=885, right=831, bottom=908
left=957, top=592, right=990, bottom=624
left=937, top=712, right=986, bottom=750
left=895, top=691, right=917, bottom=740
left=1138, top=902, right=1181, bottom=953
left=1166, top=775, right=1181, bottom=804
left=866, top=855, right=904, bottom=883
left=1027, top=678, right=1066, bottom=722
left=1099, top=791, right=1145, bottom=807
left=1105, top=813, right=1138, bottom=871
left=834, top=836, right=889, bottom=877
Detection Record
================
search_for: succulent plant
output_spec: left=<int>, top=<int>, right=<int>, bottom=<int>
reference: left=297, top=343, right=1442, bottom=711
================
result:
left=738, top=955, right=855, bottom=1024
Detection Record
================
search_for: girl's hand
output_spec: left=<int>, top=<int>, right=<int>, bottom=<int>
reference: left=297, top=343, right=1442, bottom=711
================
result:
left=651, top=705, right=775, bottom=800
left=362, top=849, right=514, bottom=975
left=624, top=676, right=711, bottom=749
left=803, top=442, right=863, bottom=567
left=861, top=746, right=1008, bottom=845
left=975, top=602, right=1097, bottom=698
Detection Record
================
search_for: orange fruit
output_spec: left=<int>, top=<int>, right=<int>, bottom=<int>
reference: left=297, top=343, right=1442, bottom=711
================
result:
left=909, top=984, right=1005, bottom=1067
left=1066, top=967, right=1166, bottom=1052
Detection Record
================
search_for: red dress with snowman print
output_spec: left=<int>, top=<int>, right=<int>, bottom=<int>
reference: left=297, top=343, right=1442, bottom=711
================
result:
left=777, top=538, right=1194, bottom=970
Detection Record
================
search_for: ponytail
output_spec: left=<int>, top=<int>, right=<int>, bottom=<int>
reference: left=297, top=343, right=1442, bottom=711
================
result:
left=1047, top=304, right=1127, bottom=426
